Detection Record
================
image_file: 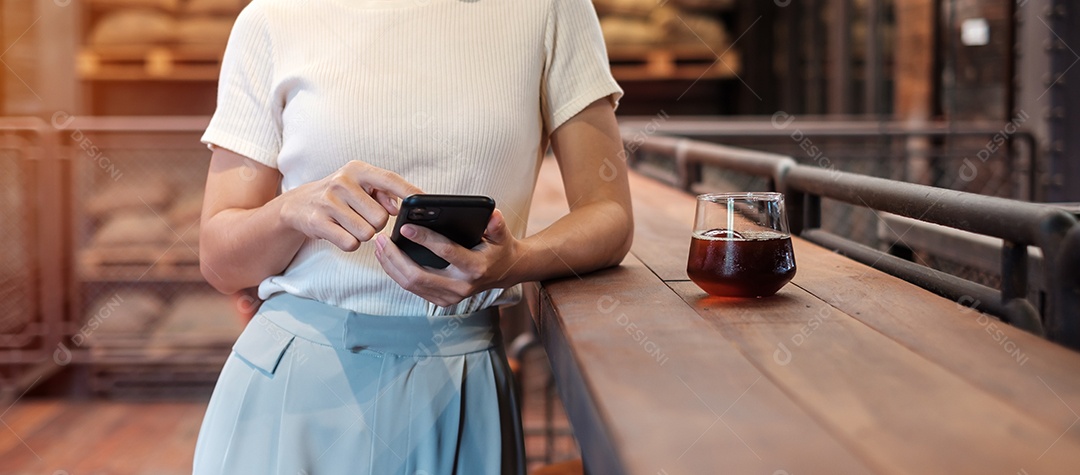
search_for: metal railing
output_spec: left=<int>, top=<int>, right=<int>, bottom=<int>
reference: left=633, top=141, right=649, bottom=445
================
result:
left=621, top=130, right=1080, bottom=350
left=0, top=116, right=236, bottom=399
left=621, top=117, right=1039, bottom=201
left=0, top=118, right=65, bottom=400
left=56, top=116, right=235, bottom=398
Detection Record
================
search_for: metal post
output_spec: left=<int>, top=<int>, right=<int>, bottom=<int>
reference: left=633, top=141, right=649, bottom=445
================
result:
left=864, top=0, right=883, bottom=115
left=782, top=1, right=803, bottom=113
left=806, top=0, right=825, bottom=114
left=1000, top=241, right=1028, bottom=302
left=1050, top=225, right=1080, bottom=347
left=828, top=0, right=853, bottom=114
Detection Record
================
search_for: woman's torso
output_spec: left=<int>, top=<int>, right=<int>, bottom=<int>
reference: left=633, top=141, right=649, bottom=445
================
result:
left=250, top=0, right=552, bottom=316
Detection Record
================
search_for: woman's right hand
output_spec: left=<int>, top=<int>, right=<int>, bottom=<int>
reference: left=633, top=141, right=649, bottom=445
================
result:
left=278, top=160, right=423, bottom=251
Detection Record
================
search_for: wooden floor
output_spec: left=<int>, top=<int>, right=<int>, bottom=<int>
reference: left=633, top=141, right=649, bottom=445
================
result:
left=0, top=357, right=573, bottom=474
left=0, top=400, right=206, bottom=475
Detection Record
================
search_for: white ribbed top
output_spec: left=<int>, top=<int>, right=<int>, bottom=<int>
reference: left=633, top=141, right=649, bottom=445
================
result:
left=202, top=0, right=622, bottom=316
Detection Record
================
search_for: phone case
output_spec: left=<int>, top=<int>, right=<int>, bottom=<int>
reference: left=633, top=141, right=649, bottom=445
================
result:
left=389, top=194, right=496, bottom=269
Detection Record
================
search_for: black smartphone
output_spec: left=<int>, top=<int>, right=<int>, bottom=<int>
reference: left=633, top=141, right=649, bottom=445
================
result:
left=390, top=194, right=496, bottom=269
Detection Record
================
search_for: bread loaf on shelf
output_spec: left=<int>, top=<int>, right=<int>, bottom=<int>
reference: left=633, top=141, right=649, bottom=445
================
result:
left=663, top=12, right=730, bottom=50
left=600, top=16, right=664, bottom=46
left=668, top=0, right=735, bottom=11
left=85, top=176, right=172, bottom=218
left=83, top=292, right=167, bottom=343
left=593, top=0, right=659, bottom=17
left=89, top=0, right=181, bottom=12
left=166, top=192, right=203, bottom=226
left=88, top=9, right=179, bottom=46
left=175, top=16, right=235, bottom=46
left=596, top=4, right=731, bottom=50
left=185, top=0, right=247, bottom=15
left=91, top=211, right=173, bottom=247
left=152, top=292, right=246, bottom=346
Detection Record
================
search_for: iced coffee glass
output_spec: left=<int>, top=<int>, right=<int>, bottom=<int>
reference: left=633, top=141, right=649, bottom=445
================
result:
left=687, top=192, right=796, bottom=297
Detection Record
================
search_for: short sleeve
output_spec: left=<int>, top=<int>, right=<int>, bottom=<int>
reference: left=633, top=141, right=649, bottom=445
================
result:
left=541, top=0, right=623, bottom=134
left=201, top=4, right=282, bottom=168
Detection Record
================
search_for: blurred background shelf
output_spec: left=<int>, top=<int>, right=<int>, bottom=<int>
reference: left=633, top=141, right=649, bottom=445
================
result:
left=78, top=246, right=202, bottom=282
left=77, top=46, right=224, bottom=82
left=608, top=46, right=741, bottom=81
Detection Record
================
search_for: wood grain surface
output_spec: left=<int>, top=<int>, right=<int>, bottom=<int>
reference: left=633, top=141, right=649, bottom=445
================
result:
left=533, top=157, right=1080, bottom=474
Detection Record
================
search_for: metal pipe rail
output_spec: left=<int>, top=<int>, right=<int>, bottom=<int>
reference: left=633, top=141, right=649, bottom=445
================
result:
left=619, top=117, right=1039, bottom=140
left=620, top=117, right=1040, bottom=201
left=624, top=134, right=794, bottom=191
left=621, top=132, right=1080, bottom=349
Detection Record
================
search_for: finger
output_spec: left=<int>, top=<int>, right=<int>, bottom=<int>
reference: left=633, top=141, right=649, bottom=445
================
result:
left=329, top=180, right=393, bottom=233
left=483, top=209, right=510, bottom=244
left=373, top=189, right=400, bottom=215
left=400, top=224, right=471, bottom=264
left=375, top=235, right=459, bottom=301
left=315, top=218, right=361, bottom=251
left=324, top=193, right=381, bottom=242
left=329, top=207, right=379, bottom=242
left=347, top=162, right=424, bottom=201
left=374, top=235, right=416, bottom=289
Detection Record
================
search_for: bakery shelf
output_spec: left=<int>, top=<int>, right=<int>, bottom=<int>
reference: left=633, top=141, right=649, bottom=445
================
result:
left=77, top=262, right=205, bottom=283
left=77, top=45, right=224, bottom=81
left=607, top=45, right=741, bottom=81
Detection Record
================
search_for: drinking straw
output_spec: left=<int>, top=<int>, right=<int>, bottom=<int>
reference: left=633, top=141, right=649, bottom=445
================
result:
left=726, top=197, right=734, bottom=235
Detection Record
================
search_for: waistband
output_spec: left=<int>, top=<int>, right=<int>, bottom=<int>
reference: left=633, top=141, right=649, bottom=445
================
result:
left=257, top=293, right=500, bottom=357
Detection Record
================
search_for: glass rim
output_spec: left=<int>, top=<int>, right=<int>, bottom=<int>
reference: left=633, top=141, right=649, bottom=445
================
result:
left=697, top=192, right=784, bottom=202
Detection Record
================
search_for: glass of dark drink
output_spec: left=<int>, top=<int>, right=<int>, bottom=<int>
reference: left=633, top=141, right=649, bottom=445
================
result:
left=687, top=192, right=796, bottom=298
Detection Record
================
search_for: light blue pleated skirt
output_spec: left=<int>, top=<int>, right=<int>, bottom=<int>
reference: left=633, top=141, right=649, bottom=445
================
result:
left=192, top=293, right=525, bottom=475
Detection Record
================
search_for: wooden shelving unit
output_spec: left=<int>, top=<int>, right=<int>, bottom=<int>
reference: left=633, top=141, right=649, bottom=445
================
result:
left=78, top=245, right=203, bottom=282
left=77, top=45, right=225, bottom=82
left=77, top=0, right=242, bottom=113
left=607, top=45, right=741, bottom=81
left=595, top=0, right=748, bottom=114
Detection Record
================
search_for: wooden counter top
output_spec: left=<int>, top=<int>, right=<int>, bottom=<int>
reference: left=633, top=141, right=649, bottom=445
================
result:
left=528, top=157, right=1080, bottom=474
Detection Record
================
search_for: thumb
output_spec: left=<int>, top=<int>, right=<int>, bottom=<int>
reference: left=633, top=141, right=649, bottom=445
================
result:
left=484, top=209, right=510, bottom=244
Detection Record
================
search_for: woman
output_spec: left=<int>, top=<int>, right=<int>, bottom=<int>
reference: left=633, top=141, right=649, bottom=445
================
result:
left=193, top=0, right=632, bottom=473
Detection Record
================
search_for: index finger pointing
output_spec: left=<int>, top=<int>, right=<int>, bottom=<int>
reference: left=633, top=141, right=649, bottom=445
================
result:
left=355, top=165, right=424, bottom=201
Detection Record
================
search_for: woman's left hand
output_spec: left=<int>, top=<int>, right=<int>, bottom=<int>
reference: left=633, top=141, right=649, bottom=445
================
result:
left=373, top=209, right=521, bottom=307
